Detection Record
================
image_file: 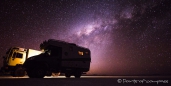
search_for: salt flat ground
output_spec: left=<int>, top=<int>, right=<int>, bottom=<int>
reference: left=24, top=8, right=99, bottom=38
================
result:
left=0, top=76, right=171, bottom=86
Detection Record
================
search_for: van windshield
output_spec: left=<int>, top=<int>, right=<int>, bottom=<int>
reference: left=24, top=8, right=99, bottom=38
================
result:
left=12, top=52, right=23, bottom=58
left=43, top=50, right=51, bottom=56
left=8, top=50, right=13, bottom=58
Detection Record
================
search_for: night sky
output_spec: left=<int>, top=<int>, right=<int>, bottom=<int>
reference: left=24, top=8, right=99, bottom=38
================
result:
left=0, top=0, right=171, bottom=75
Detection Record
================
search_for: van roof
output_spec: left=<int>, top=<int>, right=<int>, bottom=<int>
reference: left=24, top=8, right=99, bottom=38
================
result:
left=47, top=39, right=90, bottom=50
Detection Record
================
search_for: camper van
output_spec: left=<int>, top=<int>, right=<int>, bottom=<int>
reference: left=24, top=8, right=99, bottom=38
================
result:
left=24, top=39, right=91, bottom=78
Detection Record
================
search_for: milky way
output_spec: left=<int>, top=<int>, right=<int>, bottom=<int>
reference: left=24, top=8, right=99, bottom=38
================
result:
left=0, top=0, right=171, bottom=75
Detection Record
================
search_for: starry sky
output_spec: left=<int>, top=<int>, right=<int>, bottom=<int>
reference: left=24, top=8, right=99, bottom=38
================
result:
left=0, top=0, right=171, bottom=75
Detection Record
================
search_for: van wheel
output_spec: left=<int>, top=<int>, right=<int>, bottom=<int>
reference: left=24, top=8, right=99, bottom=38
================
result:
left=34, top=68, right=46, bottom=78
left=27, top=69, right=36, bottom=78
left=65, top=72, right=71, bottom=78
left=33, top=64, right=46, bottom=78
left=74, top=71, right=81, bottom=78
left=27, top=65, right=46, bottom=78
left=14, top=67, right=25, bottom=77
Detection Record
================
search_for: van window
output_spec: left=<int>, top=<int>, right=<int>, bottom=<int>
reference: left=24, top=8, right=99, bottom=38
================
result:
left=12, top=52, right=16, bottom=58
left=12, top=52, right=23, bottom=58
left=69, top=46, right=73, bottom=51
left=78, top=51, right=83, bottom=55
left=50, top=46, right=62, bottom=58
left=16, top=53, right=23, bottom=58
left=9, top=50, right=13, bottom=57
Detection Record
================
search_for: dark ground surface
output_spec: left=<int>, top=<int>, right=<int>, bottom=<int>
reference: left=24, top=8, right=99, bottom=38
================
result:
left=0, top=76, right=171, bottom=86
